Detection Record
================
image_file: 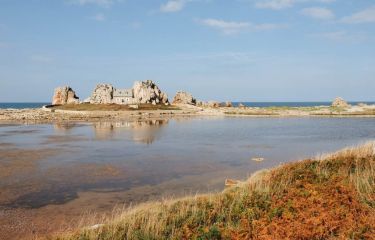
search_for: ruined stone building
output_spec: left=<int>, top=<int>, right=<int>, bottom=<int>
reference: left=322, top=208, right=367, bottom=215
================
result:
left=113, top=89, right=135, bottom=105
left=88, top=80, right=169, bottom=105
left=52, top=80, right=170, bottom=106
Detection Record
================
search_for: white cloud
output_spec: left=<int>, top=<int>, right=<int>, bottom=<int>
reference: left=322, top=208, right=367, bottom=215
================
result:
left=300, top=7, right=334, bottom=20
left=255, top=0, right=294, bottom=10
left=255, top=0, right=335, bottom=10
left=160, top=0, right=188, bottom=13
left=341, top=6, right=375, bottom=24
left=30, top=55, right=53, bottom=63
left=312, top=31, right=367, bottom=42
left=197, top=18, right=286, bottom=34
left=198, top=19, right=250, bottom=34
left=92, top=13, right=105, bottom=21
left=66, top=0, right=121, bottom=8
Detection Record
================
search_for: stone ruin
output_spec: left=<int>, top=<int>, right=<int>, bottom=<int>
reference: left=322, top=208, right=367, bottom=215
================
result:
left=52, top=86, right=79, bottom=105
left=88, top=80, right=169, bottom=105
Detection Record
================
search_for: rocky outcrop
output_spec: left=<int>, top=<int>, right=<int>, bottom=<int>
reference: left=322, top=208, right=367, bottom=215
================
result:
left=207, top=101, right=220, bottom=108
left=332, top=97, right=350, bottom=108
left=52, top=86, right=79, bottom=105
left=88, top=81, right=169, bottom=105
left=90, top=84, right=114, bottom=104
left=172, top=91, right=196, bottom=105
left=224, top=101, right=233, bottom=107
left=133, top=80, right=169, bottom=105
left=238, top=103, right=246, bottom=108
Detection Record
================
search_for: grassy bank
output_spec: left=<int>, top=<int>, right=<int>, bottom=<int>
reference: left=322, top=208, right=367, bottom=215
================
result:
left=54, top=143, right=375, bottom=240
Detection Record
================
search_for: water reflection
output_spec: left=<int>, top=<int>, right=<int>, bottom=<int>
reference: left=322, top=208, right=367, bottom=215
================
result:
left=92, top=120, right=169, bottom=144
left=53, top=123, right=80, bottom=132
left=2, top=117, right=375, bottom=210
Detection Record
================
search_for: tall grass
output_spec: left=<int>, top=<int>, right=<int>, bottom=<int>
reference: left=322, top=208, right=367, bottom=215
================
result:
left=53, top=142, right=375, bottom=240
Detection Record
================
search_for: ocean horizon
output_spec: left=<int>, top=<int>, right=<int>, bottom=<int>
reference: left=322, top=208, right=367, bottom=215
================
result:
left=1, top=101, right=375, bottom=109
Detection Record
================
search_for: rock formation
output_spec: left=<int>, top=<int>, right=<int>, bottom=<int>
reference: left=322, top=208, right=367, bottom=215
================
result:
left=172, top=91, right=196, bottom=105
left=90, top=84, right=114, bottom=104
left=88, top=80, right=169, bottom=105
left=133, top=80, right=169, bottom=105
left=332, top=97, right=350, bottom=108
left=207, top=101, right=220, bottom=108
left=224, top=101, right=233, bottom=107
left=238, top=103, right=246, bottom=108
left=196, top=101, right=204, bottom=107
left=52, top=86, right=79, bottom=105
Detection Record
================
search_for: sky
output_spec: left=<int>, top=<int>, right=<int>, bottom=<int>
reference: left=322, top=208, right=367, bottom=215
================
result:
left=0, top=0, right=374, bottom=102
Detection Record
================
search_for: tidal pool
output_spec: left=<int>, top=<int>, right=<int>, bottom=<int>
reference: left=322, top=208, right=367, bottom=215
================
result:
left=1, top=117, right=375, bottom=209
left=1, top=117, right=375, bottom=239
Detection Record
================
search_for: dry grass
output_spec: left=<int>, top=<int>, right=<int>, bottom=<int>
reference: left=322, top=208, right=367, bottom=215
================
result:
left=52, top=142, right=375, bottom=240
left=50, top=104, right=180, bottom=111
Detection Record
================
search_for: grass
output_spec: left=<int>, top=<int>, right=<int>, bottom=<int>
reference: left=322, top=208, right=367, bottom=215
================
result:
left=52, top=142, right=375, bottom=240
left=50, top=103, right=181, bottom=111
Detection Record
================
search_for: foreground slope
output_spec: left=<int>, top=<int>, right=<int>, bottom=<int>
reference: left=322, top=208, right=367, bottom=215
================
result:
left=55, top=143, right=375, bottom=240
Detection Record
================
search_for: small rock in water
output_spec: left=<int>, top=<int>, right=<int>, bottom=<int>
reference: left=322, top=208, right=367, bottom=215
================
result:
left=225, top=101, right=233, bottom=107
left=238, top=103, right=246, bottom=108
left=252, top=157, right=264, bottom=162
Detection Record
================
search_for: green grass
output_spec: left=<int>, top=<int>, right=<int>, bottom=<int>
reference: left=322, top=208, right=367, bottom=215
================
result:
left=52, top=142, right=375, bottom=240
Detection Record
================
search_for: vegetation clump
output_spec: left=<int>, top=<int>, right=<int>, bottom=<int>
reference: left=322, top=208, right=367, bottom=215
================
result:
left=54, top=143, right=375, bottom=240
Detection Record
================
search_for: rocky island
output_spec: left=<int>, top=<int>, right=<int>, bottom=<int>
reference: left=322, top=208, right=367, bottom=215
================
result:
left=0, top=81, right=375, bottom=123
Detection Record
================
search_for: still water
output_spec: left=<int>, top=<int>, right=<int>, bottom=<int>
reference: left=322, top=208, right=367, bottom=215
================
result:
left=1, top=117, right=375, bottom=209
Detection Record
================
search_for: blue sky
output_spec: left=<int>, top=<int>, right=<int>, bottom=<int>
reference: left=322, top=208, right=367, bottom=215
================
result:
left=0, top=0, right=374, bottom=102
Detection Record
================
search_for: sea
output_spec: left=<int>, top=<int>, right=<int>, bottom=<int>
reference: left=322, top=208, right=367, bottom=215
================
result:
left=1, top=102, right=375, bottom=109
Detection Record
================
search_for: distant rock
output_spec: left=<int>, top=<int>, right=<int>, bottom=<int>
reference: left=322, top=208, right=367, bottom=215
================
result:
left=52, top=86, right=79, bottom=105
left=133, top=80, right=169, bottom=105
left=172, top=91, right=196, bottom=105
left=357, top=103, right=367, bottom=107
left=332, top=97, right=350, bottom=108
left=90, top=84, right=114, bottom=104
left=207, top=101, right=220, bottom=108
left=238, top=103, right=246, bottom=108
left=224, top=101, right=233, bottom=107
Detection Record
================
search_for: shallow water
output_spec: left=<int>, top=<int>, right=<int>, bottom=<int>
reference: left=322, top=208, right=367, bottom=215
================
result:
left=1, top=117, right=375, bottom=210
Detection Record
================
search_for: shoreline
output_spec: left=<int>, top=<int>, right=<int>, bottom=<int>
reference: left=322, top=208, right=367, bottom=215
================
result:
left=1, top=103, right=375, bottom=124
